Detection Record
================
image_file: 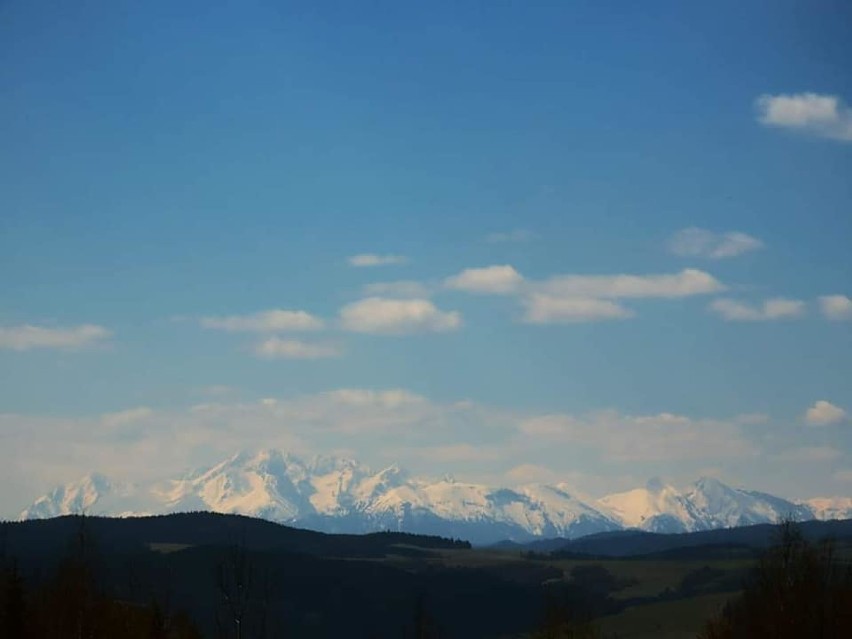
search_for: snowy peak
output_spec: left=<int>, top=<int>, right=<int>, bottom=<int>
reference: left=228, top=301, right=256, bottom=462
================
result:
left=154, top=449, right=309, bottom=520
left=805, top=497, right=852, bottom=521
left=18, top=452, right=616, bottom=542
left=596, top=477, right=816, bottom=534
left=597, top=479, right=697, bottom=533
left=18, top=452, right=849, bottom=543
left=21, top=473, right=150, bottom=520
left=685, top=477, right=811, bottom=529
left=21, top=473, right=111, bottom=519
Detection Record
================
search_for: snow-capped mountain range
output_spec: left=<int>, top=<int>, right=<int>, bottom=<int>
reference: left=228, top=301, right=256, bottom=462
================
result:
left=19, top=450, right=852, bottom=544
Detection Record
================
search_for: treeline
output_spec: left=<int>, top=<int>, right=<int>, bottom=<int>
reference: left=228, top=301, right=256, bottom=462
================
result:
left=0, top=516, right=624, bottom=638
left=7, top=513, right=848, bottom=637
left=1, top=515, right=576, bottom=637
left=699, top=520, right=852, bottom=638
left=1, top=512, right=470, bottom=560
left=1, top=521, right=202, bottom=638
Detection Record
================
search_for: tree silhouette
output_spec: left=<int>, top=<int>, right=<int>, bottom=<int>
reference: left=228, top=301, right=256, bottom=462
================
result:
left=213, top=539, right=274, bottom=639
left=2, top=558, right=27, bottom=638
left=699, top=520, right=852, bottom=638
left=0, top=516, right=202, bottom=639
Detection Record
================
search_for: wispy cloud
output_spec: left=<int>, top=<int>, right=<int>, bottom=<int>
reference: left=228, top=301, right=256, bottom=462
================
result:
left=777, top=446, right=842, bottom=463
left=538, top=268, right=724, bottom=299
left=1, top=390, right=767, bottom=513
left=518, top=410, right=755, bottom=462
left=522, top=295, right=633, bottom=324
left=756, top=92, right=852, bottom=142
left=253, top=338, right=342, bottom=360
left=201, top=310, right=323, bottom=332
left=805, top=400, right=847, bottom=426
left=444, top=265, right=524, bottom=294
left=339, top=297, right=462, bottom=334
left=441, top=265, right=724, bottom=323
left=363, top=280, right=433, bottom=298
left=0, top=389, right=502, bottom=498
left=484, top=229, right=537, bottom=244
left=669, top=228, right=764, bottom=259
left=709, top=298, right=805, bottom=321
left=819, top=295, right=852, bottom=321
left=348, top=254, right=408, bottom=267
left=504, top=463, right=563, bottom=485
left=198, top=385, right=239, bottom=398
left=0, top=324, right=111, bottom=351
left=417, top=443, right=502, bottom=463
left=443, top=265, right=723, bottom=300
left=101, top=407, right=153, bottom=429
left=324, top=388, right=427, bottom=409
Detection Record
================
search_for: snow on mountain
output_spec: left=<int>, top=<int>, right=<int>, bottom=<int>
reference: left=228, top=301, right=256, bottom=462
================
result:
left=345, top=477, right=618, bottom=539
left=17, top=451, right=849, bottom=543
left=20, top=473, right=153, bottom=520
left=597, top=476, right=816, bottom=534
left=154, top=450, right=305, bottom=520
left=514, top=483, right=622, bottom=538
left=805, top=497, right=852, bottom=521
left=686, top=477, right=813, bottom=529
left=596, top=477, right=701, bottom=533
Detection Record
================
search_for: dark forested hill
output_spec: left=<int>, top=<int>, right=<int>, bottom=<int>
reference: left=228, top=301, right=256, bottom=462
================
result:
left=1, top=511, right=469, bottom=561
left=506, top=517, right=852, bottom=557
left=0, top=513, right=567, bottom=638
left=5, top=513, right=849, bottom=638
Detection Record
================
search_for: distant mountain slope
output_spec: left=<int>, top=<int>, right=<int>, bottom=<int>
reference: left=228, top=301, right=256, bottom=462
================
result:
left=18, top=449, right=852, bottom=544
left=1, top=512, right=469, bottom=563
left=806, top=496, right=852, bottom=520
left=0, top=513, right=544, bottom=639
left=521, top=518, right=852, bottom=557
left=595, top=476, right=816, bottom=534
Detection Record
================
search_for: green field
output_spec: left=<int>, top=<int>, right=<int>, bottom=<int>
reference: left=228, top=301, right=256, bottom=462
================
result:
left=598, top=591, right=736, bottom=639
left=420, top=548, right=748, bottom=637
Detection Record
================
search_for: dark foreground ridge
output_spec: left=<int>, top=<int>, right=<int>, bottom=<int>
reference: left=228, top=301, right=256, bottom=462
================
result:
left=2, top=511, right=471, bottom=559
left=497, top=517, right=852, bottom=556
left=2, top=513, right=852, bottom=638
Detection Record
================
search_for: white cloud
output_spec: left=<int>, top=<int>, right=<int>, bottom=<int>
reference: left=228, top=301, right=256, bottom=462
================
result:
left=348, top=254, right=408, bottom=267
left=0, top=389, right=512, bottom=505
left=325, top=388, right=427, bottom=408
left=484, top=229, right=537, bottom=243
left=362, top=280, right=432, bottom=298
left=669, top=228, right=764, bottom=259
left=522, top=294, right=633, bottom=324
left=0, top=390, right=809, bottom=515
left=444, top=265, right=524, bottom=294
left=418, top=443, right=502, bottom=463
left=505, top=463, right=563, bottom=485
left=339, top=297, right=462, bottom=334
left=805, top=400, right=848, bottom=426
left=0, top=324, right=111, bottom=351
left=440, top=266, right=722, bottom=324
left=709, top=297, right=806, bottom=321
left=253, top=338, right=342, bottom=360
left=101, top=407, right=153, bottom=429
left=198, top=385, right=239, bottom=397
left=518, top=410, right=755, bottom=462
left=538, top=268, right=724, bottom=299
left=776, top=446, right=842, bottom=463
left=201, top=310, right=323, bottom=332
left=756, top=92, right=852, bottom=142
left=734, top=413, right=771, bottom=425
left=819, top=295, right=852, bottom=321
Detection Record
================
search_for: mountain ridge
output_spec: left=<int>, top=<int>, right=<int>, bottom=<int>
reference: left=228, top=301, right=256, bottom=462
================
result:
left=19, top=449, right=852, bottom=544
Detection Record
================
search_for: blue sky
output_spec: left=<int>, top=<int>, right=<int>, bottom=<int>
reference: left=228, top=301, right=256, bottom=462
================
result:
left=1, top=0, right=851, bottom=514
